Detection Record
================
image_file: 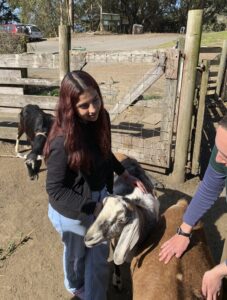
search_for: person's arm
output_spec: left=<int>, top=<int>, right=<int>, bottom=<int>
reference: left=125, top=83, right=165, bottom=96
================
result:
left=202, top=260, right=227, bottom=299
left=46, top=136, right=94, bottom=214
left=183, top=164, right=226, bottom=227
left=111, top=152, right=125, bottom=175
left=159, top=164, right=225, bottom=264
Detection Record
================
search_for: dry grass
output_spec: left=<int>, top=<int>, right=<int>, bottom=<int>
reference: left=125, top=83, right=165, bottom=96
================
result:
left=0, top=32, right=27, bottom=54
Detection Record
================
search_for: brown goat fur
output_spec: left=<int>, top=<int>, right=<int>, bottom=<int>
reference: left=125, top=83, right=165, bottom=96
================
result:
left=130, top=200, right=217, bottom=300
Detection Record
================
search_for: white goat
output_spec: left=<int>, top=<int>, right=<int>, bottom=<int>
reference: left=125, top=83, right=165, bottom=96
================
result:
left=85, top=153, right=161, bottom=290
left=85, top=187, right=159, bottom=265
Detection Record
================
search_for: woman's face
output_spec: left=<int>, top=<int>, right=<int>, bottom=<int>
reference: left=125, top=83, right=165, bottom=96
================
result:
left=75, top=88, right=102, bottom=122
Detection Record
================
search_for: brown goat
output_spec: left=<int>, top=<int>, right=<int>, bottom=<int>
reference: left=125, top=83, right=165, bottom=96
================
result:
left=130, top=200, right=217, bottom=300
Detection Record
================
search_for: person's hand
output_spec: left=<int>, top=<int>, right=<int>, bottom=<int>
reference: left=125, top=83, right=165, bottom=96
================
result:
left=127, top=174, right=147, bottom=193
left=202, top=262, right=227, bottom=300
left=159, top=233, right=190, bottom=264
left=121, top=170, right=147, bottom=193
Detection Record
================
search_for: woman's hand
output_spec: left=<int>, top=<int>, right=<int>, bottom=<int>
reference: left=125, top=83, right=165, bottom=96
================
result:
left=121, top=170, right=147, bottom=193
left=202, top=262, right=227, bottom=300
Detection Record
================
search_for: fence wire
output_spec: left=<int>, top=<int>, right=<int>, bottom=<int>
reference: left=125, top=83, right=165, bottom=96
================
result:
left=86, top=58, right=176, bottom=169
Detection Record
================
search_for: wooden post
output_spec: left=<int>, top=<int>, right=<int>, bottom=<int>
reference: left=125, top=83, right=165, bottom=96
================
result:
left=171, top=9, right=203, bottom=183
left=59, top=25, right=70, bottom=81
left=65, top=0, right=74, bottom=31
left=97, top=0, right=104, bottom=32
left=216, top=40, right=227, bottom=97
left=191, top=60, right=210, bottom=175
left=60, top=0, right=63, bottom=25
left=221, top=67, right=227, bottom=101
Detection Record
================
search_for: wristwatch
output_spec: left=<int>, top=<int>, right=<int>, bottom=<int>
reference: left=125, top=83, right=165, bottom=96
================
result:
left=176, top=227, right=192, bottom=239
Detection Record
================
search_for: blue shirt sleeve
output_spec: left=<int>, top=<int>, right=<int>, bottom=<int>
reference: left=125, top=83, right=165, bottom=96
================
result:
left=183, top=164, right=226, bottom=226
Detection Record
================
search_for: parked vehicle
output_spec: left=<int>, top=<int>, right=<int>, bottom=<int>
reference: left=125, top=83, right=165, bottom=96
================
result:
left=0, top=23, right=23, bottom=34
left=0, top=23, right=43, bottom=41
left=25, top=24, right=43, bottom=41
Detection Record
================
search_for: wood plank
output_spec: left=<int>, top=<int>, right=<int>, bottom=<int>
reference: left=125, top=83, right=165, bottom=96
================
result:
left=109, top=52, right=166, bottom=122
left=0, top=69, right=23, bottom=78
left=165, top=49, right=180, bottom=79
left=139, top=163, right=167, bottom=174
left=0, top=77, right=60, bottom=87
left=200, top=47, right=222, bottom=53
left=191, top=60, right=210, bottom=175
left=0, top=87, right=24, bottom=95
left=85, top=50, right=157, bottom=64
left=0, top=51, right=86, bottom=69
left=0, top=50, right=158, bottom=70
left=216, top=40, right=227, bottom=97
left=0, top=125, right=18, bottom=141
left=210, top=57, right=221, bottom=66
left=0, top=94, right=58, bottom=110
left=0, top=53, right=59, bottom=69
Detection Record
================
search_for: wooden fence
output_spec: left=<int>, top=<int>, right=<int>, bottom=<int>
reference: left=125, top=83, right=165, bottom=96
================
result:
left=0, top=42, right=226, bottom=174
left=190, top=41, right=227, bottom=175
left=0, top=49, right=180, bottom=173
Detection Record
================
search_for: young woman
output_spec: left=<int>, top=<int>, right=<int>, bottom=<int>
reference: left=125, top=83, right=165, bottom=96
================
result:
left=44, top=70, right=146, bottom=300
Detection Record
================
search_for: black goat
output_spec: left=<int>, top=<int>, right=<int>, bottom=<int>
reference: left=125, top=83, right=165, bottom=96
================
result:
left=15, top=104, right=54, bottom=180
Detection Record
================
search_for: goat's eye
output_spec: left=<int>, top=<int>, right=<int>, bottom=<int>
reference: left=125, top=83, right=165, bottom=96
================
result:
left=118, top=218, right=126, bottom=223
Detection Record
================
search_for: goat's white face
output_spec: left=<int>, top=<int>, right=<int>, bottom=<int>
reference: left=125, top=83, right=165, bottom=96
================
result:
left=85, top=195, right=132, bottom=247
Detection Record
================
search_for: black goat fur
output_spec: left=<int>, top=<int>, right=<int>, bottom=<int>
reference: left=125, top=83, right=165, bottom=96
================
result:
left=16, top=104, right=54, bottom=180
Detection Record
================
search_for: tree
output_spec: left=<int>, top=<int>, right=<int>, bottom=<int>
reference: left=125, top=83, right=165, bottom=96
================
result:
left=0, top=0, right=20, bottom=24
left=8, top=0, right=63, bottom=37
left=171, top=0, right=227, bottom=32
left=102, top=0, right=177, bottom=33
left=8, top=0, right=76, bottom=36
left=6, top=0, right=227, bottom=35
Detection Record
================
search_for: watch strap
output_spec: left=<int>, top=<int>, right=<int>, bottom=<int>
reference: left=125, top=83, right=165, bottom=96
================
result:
left=176, top=226, right=192, bottom=238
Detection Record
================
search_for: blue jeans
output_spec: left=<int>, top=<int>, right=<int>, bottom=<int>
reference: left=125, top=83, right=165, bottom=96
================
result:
left=48, top=188, right=109, bottom=300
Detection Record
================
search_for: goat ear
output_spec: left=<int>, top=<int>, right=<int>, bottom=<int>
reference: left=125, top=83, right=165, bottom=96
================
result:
left=113, top=215, right=140, bottom=265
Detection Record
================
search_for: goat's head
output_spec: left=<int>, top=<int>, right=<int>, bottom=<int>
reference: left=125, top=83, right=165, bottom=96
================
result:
left=85, top=195, right=134, bottom=247
left=25, top=153, right=42, bottom=180
left=85, top=188, right=159, bottom=265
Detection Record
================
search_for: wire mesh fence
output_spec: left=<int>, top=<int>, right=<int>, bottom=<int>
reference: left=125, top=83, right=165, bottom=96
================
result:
left=85, top=52, right=177, bottom=170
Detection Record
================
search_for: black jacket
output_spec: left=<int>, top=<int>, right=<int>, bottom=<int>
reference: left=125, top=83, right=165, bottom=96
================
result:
left=46, top=134, right=125, bottom=219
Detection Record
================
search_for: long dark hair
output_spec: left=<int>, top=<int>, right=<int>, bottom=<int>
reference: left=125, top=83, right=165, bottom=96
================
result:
left=44, top=70, right=111, bottom=172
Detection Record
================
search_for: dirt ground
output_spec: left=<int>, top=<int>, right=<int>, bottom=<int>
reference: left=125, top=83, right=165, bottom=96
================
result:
left=0, top=141, right=227, bottom=300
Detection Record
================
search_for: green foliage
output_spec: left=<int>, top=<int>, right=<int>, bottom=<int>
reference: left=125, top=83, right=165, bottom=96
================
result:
left=8, top=0, right=61, bottom=37
left=5, top=0, right=227, bottom=35
left=142, top=94, right=162, bottom=100
left=0, top=0, right=20, bottom=23
left=201, top=31, right=227, bottom=47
